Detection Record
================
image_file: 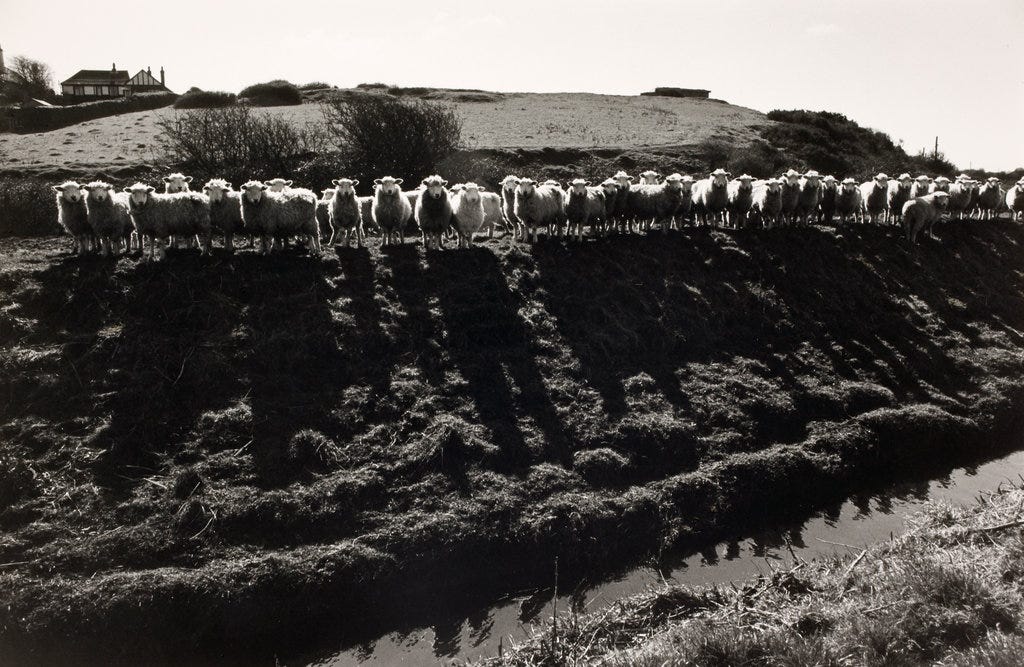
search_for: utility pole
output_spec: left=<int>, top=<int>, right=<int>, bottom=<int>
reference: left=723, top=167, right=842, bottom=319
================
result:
left=933, top=136, right=939, bottom=160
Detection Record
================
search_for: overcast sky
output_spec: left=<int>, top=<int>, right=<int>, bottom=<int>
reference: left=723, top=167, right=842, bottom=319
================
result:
left=5, top=0, right=1022, bottom=170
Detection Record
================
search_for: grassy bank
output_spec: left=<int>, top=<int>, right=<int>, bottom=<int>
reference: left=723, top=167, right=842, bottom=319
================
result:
left=0, top=219, right=1023, bottom=664
left=479, top=481, right=1024, bottom=666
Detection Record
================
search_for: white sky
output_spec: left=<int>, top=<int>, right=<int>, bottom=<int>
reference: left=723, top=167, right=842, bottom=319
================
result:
left=5, top=0, right=1023, bottom=170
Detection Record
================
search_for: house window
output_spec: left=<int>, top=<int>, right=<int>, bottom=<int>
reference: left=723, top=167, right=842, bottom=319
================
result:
left=73, top=85, right=84, bottom=96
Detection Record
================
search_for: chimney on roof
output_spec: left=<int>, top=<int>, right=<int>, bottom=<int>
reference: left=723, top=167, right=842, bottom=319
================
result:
left=147, top=66, right=152, bottom=75
left=112, top=62, right=116, bottom=71
left=160, top=66, right=165, bottom=86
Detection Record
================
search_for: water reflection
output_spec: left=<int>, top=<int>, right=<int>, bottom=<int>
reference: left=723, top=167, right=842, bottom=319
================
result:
left=301, top=449, right=1024, bottom=666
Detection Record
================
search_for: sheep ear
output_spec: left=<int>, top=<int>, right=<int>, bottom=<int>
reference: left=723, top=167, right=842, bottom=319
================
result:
left=478, top=186, right=486, bottom=191
left=202, top=186, right=210, bottom=193
left=331, top=179, right=340, bottom=185
left=285, top=180, right=293, bottom=186
left=441, top=179, right=448, bottom=186
left=52, top=185, right=63, bottom=193
left=351, top=180, right=359, bottom=186
left=394, top=178, right=403, bottom=185
left=122, top=187, right=132, bottom=193
left=147, top=186, right=156, bottom=193
left=585, top=180, right=591, bottom=186
left=373, top=178, right=382, bottom=184
left=224, top=182, right=232, bottom=189
left=627, top=176, right=634, bottom=182
left=185, top=176, right=193, bottom=183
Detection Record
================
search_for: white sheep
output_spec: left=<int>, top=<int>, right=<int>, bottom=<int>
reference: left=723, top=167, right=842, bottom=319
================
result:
left=163, top=173, right=193, bottom=193
left=1005, top=178, right=1024, bottom=221
left=818, top=175, right=838, bottom=224
left=449, top=182, right=489, bottom=248
left=886, top=173, right=914, bottom=226
left=316, top=189, right=336, bottom=244
left=499, top=175, right=522, bottom=239
left=691, top=168, right=731, bottom=226
left=976, top=177, right=1004, bottom=220
left=902, top=192, right=950, bottom=243
left=929, top=175, right=952, bottom=194
left=201, top=179, right=244, bottom=253
left=610, top=171, right=634, bottom=233
left=629, top=173, right=687, bottom=233
left=372, top=176, right=413, bottom=247
left=326, top=179, right=362, bottom=248
left=84, top=181, right=134, bottom=257
left=859, top=173, right=890, bottom=224
left=238, top=181, right=320, bottom=255
left=564, top=178, right=607, bottom=241
left=727, top=174, right=756, bottom=228
left=835, top=178, right=863, bottom=225
left=53, top=181, right=92, bottom=254
left=638, top=170, right=661, bottom=185
left=514, top=178, right=565, bottom=243
left=123, top=183, right=213, bottom=260
left=597, top=179, right=620, bottom=236
left=946, top=179, right=976, bottom=220
left=778, top=169, right=802, bottom=226
left=910, top=175, right=932, bottom=200
left=751, top=178, right=784, bottom=228
left=414, top=175, right=454, bottom=249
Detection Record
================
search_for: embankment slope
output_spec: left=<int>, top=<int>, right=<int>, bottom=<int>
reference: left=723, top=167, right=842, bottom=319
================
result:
left=1, top=220, right=1023, bottom=663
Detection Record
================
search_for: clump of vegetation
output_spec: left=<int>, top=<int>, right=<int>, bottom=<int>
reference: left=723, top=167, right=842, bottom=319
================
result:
left=287, top=429, right=344, bottom=472
left=238, top=79, right=304, bottom=107
left=322, top=93, right=463, bottom=184
left=573, top=448, right=630, bottom=486
left=170, top=468, right=203, bottom=499
left=173, top=87, right=237, bottom=109
left=0, top=177, right=62, bottom=236
left=156, top=104, right=327, bottom=186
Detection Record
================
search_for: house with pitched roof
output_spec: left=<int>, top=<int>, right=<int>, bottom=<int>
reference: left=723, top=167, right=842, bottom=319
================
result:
left=60, top=63, right=170, bottom=101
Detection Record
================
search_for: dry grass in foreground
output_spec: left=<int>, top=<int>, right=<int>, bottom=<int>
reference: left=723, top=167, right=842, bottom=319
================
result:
left=480, top=482, right=1024, bottom=666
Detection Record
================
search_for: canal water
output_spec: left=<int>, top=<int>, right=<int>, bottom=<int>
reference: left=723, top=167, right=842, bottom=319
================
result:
left=300, top=448, right=1024, bottom=666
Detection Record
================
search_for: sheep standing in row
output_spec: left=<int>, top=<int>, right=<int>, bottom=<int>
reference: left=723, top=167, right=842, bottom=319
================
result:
left=751, top=178, right=783, bottom=228
left=124, top=184, right=212, bottom=260
left=564, top=179, right=607, bottom=241
left=819, top=175, right=838, bottom=224
left=371, top=177, right=412, bottom=247
left=53, top=181, right=92, bottom=254
left=835, top=178, right=863, bottom=225
left=692, top=168, right=731, bottom=226
left=946, top=178, right=975, bottom=220
left=514, top=178, right=565, bottom=243
left=499, top=176, right=522, bottom=239
left=238, top=181, right=319, bottom=255
left=779, top=170, right=802, bottom=226
left=860, top=173, right=890, bottom=224
left=902, top=192, right=950, bottom=244
left=415, top=175, right=454, bottom=250
left=638, top=170, right=661, bottom=185
left=726, top=174, right=755, bottom=228
left=610, top=171, right=634, bottom=233
left=84, top=181, right=134, bottom=256
left=1005, top=178, right=1024, bottom=221
left=449, top=182, right=488, bottom=248
left=265, top=178, right=293, bottom=192
left=329, top=178, right=363, bottom=248
left=317, top=189, right=336, bottom=244
left=164, top=172, right=197, bottom=249
left=478, top=189, right=504, bottom=238
left=629, top=173, right=687, bottom=233
left=910, top=175, right=932, bottom=199
left=886, top=174, right=914, bottom=227
left=976, top=177, right=1004, bottom=220
left=795, top=171, right=823, bottom=226
left=202, top=179, right=244, bottom=253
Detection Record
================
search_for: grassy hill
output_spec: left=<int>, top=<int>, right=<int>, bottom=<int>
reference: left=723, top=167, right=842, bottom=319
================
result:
left=1, top=219, right=1023, bottom=664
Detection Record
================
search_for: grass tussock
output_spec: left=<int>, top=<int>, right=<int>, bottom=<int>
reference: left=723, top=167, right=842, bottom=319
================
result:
left=0, top=219, right=1023, bottom=663
left=479, top=484, right=1024, bottom=666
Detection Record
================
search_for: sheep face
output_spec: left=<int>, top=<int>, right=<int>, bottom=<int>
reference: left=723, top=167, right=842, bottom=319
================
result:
left=421, top=175, right=448, bottom=200
left=821, top=177, right=837, bottom=192
left=840, top=179, right=858, bottom=193
left=735, top=175, right=755, bottom=191
left=613, top=172, right=633, bottom=188
left=321, top=189, right=336, bottom=200
left=639, top=170, right=660, bottom=185
left=896, top=176, right=913, bottom=191
left=664, top=174, right=685, bottom=192
left=568, top=179, right=590, bottom=195
left=986, top=177, right=1001, bottom=188
left=374, top=176, right=403, bottom=195
left=203, top=179, right=233, bottom=203
left=500, top=176, right=520, bottom=193
left=240, top=181, right=268, bottom=204
left=331, top=178, right=359, bottom=196
left=516, top=178, right=538, bottom=196
left=710, top=169, right=731, bottom=187
left=915, top=176, right=931, bottom=189
left=932, top=192, right=950, bottom=210
left=459, top=182, right=484, bottom=202
left=53, top=181, right=84, bottom=203
left=766, top=179, right=783, bottom=193
left=600, top=180, right=618, bottom=196
left=84, top=182, right=114, bottom=203
left=932, top=177, right=951, bottom=192
left=124, top=183, right=157, bottom=205
left=163, top=173, right=193, bottom=193
left=264, top=178, right=293, bottom=192
left=782, top=170, right=801, bottom=185
left=873, top=175, right=889, bottom=188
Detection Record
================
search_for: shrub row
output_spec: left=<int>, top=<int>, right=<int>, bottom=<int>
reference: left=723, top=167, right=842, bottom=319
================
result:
left=0, top=92, right=179, bottom=134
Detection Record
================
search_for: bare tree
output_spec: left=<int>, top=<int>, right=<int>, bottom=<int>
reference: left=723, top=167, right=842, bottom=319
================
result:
left=9, top=56, right=55, bottom=99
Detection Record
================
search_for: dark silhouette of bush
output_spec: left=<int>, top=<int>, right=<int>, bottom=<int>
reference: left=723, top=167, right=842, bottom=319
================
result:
left=173, top=88, right=237, bottom=109
left=238, top=80, right=303, bottom=107
left=322, top=94, right=463, bottom=186
left=156, top=105, right=327, bottom=186
left=0, top=178, right=62, bottom=236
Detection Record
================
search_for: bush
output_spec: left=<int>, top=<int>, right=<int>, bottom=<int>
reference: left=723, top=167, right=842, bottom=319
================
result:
left=173, top=88, right=237, bottom=109
left=322, top=94, right=463, bottom=185
left=155, top=105, right=327, bottom=186
left=299, top=82, right=333, bottom=91
left=238, top=80, right=303, bottom=107
left=0, top=177, right=62, bottom=237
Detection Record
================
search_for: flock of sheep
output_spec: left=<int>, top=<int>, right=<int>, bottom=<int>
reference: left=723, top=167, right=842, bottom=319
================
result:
left=52, top=169, right=1024, bottom=259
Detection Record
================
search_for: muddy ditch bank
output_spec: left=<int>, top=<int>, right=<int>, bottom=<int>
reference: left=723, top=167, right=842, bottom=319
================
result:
left=0, top=220, right=1023, bottom=664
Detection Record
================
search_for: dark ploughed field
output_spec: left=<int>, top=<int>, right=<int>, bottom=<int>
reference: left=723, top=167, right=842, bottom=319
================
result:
left=1, top=220, right=1023, bottom=664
